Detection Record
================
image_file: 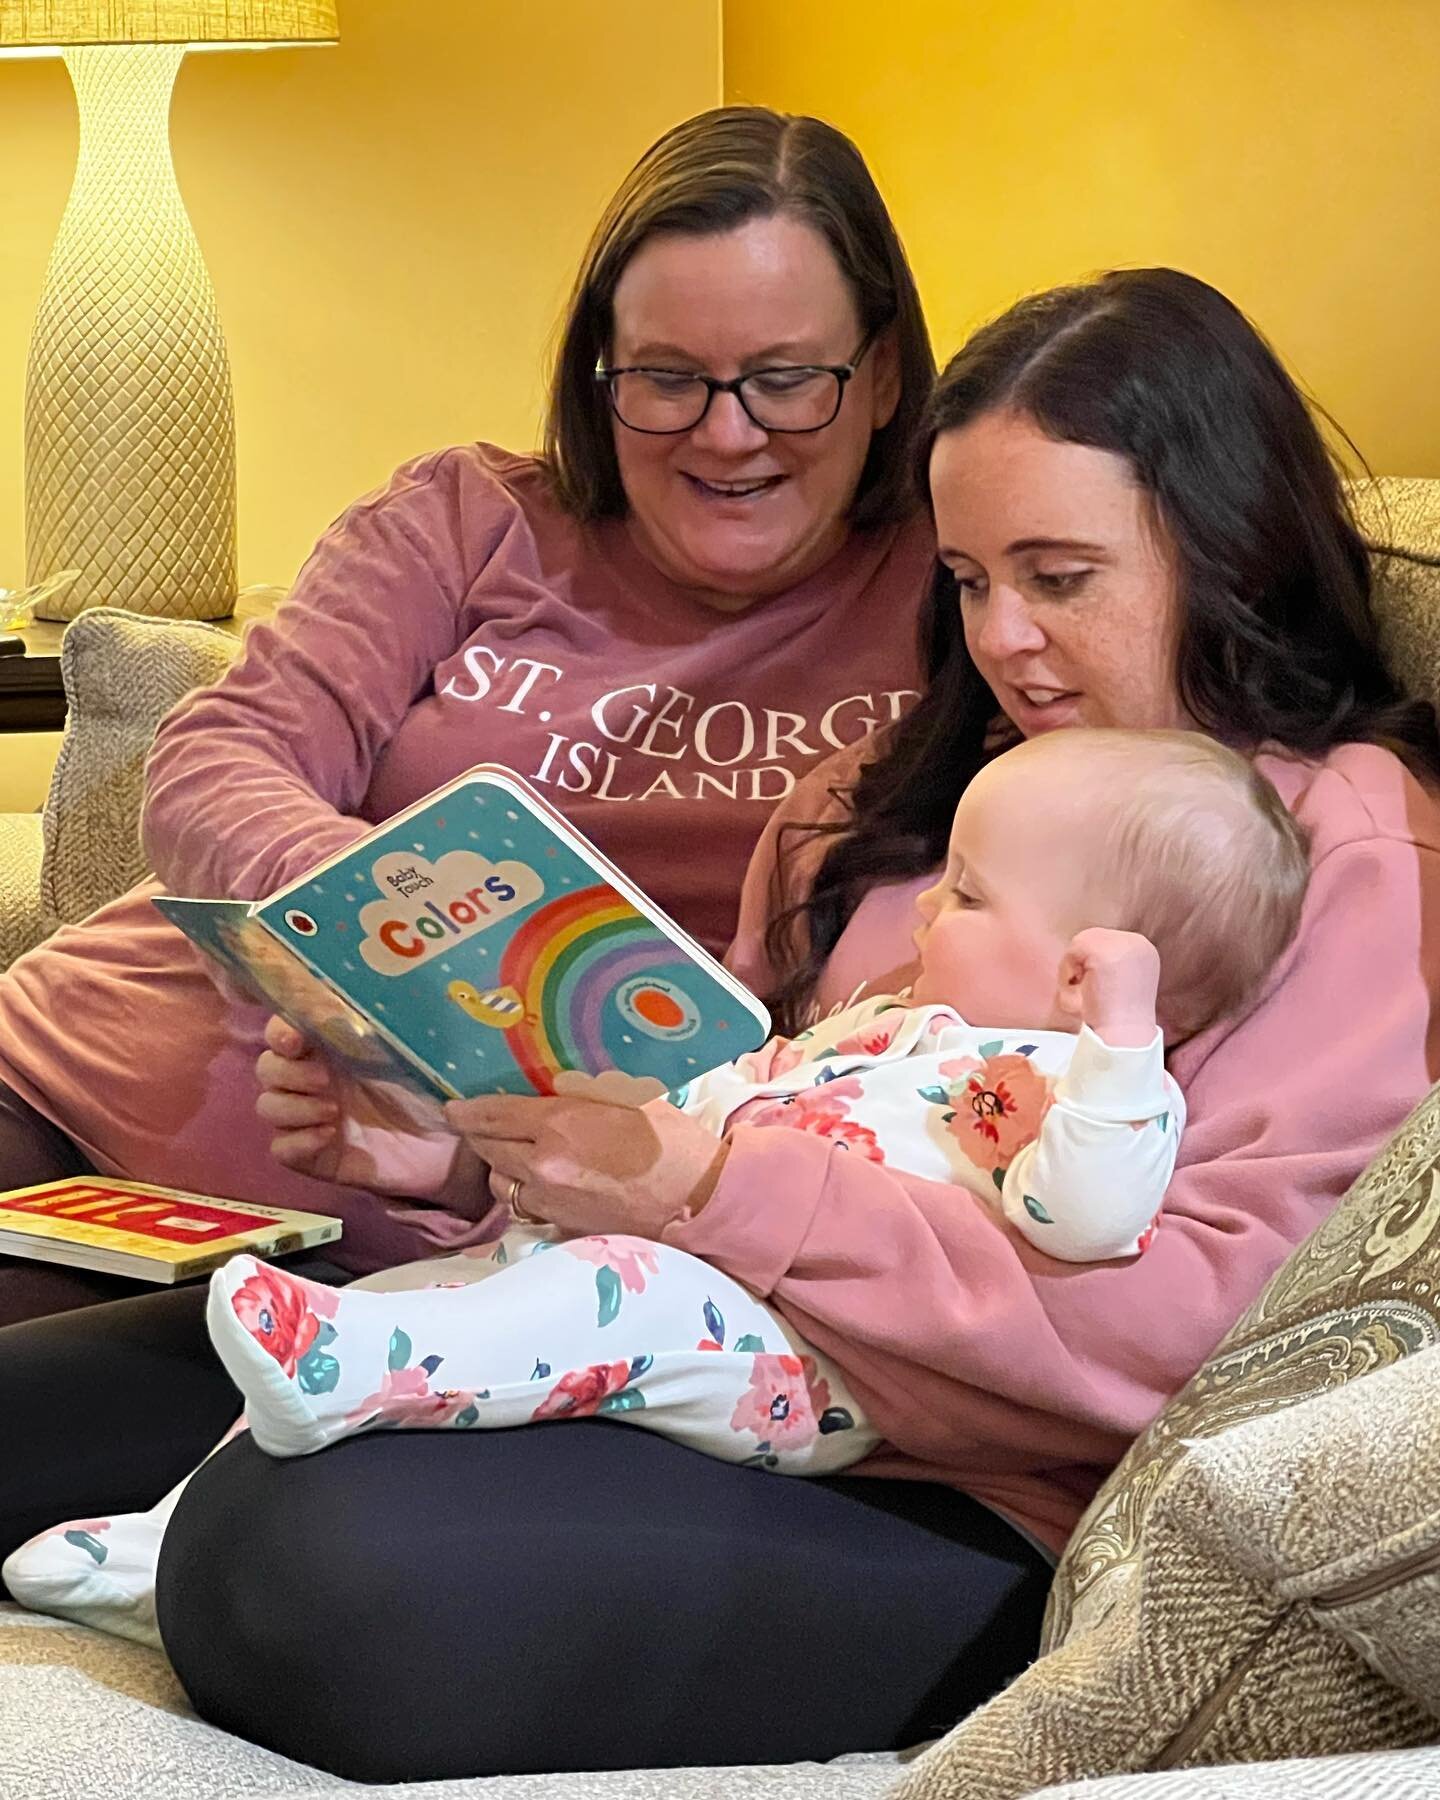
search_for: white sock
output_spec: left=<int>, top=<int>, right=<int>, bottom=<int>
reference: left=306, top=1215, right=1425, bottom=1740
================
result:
left=209, top=1254, right=497, bottom=1457
left=2, top=1479, right=188, bottom=1649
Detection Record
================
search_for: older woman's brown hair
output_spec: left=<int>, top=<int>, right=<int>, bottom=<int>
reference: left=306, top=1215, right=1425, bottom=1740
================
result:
left=543, top=106, right=934, bottom=527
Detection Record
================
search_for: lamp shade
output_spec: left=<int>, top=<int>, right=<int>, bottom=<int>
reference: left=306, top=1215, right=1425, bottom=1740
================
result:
left=0, top=1, right=337, bottom=49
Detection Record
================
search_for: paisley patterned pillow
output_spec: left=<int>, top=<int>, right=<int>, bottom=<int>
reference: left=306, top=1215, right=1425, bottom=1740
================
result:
left=1045, top=1077, right=1440, bottom=1651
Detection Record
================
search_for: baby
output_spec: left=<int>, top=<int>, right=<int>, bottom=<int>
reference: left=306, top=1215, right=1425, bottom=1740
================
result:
left=4, top=729, right=1309, bottom=1646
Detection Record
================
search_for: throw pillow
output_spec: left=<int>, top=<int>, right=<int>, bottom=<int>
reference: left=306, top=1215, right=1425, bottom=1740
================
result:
left=888, top=1345, right=1440, bottom=1800
left=1351, top=475, right=1440, bottom=717
left=40, top=608, right=240, bottom=933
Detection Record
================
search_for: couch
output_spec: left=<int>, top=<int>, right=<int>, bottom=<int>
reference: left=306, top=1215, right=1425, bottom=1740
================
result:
left=3, top=477, right=1440, bottom=1799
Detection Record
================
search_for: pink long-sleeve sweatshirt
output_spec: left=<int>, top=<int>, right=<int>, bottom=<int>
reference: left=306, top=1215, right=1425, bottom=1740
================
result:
left=0, top=445, right=931, bottom=1273
left=682, top=733, right=1440, bottom=1554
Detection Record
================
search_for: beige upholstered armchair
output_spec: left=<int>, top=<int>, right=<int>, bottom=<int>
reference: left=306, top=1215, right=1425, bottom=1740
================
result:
left=0, top=608, right=241, bottom=971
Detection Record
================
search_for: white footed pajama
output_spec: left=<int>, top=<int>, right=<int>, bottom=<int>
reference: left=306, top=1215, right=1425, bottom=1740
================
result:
left=3, top=1225, right=873, bottom=1645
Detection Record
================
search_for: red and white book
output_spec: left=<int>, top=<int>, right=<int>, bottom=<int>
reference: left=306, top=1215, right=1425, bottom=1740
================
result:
left=0, top=1177, right=341, bottom=1284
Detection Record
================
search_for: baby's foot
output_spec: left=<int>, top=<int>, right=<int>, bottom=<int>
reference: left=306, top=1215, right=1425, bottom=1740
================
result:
left=207, top=1256, right=346, bottom=1455
left=3, top=1509, right=167, bottom=1648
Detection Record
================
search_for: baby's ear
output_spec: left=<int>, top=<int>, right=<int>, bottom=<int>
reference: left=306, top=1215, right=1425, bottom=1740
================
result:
left=1051, top=948, right=1085, bottom=1022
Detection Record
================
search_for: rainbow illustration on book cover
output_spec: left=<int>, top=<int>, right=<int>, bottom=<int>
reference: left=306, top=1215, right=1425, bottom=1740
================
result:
left=249, top=772, right=768, bottom=1099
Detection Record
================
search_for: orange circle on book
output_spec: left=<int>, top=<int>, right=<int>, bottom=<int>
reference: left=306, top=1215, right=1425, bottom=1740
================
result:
left=630, top=987, right=686, bottom=1029
left=615, top=975, right=702, bottom=1042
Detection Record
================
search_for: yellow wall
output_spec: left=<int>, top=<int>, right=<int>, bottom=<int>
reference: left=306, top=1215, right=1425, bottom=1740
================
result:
left=0, top=0, right=720, bottom=808
left=725, top=0, right=1440, bottom=480
left=5, top=0, right=1432, bottom=598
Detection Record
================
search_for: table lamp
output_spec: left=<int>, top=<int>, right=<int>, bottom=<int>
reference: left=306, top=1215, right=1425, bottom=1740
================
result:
left=0, top=3, right=339, bottom=621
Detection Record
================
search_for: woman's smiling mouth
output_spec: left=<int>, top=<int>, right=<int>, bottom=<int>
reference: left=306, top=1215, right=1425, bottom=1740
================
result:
left=684, top=473, right=786, bottom=501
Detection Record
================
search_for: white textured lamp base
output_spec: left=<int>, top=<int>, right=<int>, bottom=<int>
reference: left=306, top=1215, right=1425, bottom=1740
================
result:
left=26, top=45, right=237, bottom=623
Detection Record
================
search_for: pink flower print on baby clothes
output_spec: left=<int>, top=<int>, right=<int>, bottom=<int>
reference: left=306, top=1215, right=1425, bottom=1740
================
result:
left=937, top=1052, right=1053, bottom=1176
left=730, top=1354, right=833, bottom=1451
left=790, top=1111, right=884, bottom=1158
left=531, top=1361, right=634, bottom=1421
left=828, top=1012, right=906, bottom=1060
left=560, top=1235, right=661, bottom=1295
left=734, top=1074, right=886, bottom=1163
left=348, top=1363, right=477, bottom=1430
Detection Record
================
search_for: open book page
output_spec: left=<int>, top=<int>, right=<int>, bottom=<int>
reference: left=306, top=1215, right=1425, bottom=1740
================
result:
left=153, top=896, right=449, bottom=1098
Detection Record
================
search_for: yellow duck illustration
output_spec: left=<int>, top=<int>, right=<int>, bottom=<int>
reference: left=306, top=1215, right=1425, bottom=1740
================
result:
left=447, top=980, right=527, bottom=1030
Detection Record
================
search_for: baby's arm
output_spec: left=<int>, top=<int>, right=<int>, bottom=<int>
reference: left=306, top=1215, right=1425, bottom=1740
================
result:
left=1001, top=929, right=1184, bottom=1261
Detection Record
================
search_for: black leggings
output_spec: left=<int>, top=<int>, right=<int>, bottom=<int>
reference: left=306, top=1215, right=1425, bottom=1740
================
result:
left=157, top=1427, right=1049, bottom=1781
left=0, top=1266, right=353, bottom=1554
left=3, top=1276, right=1051, bottom=1782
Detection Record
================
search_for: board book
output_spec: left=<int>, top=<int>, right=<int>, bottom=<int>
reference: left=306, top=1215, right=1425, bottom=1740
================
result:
left=155, top=764, right=771, bottom=1102
left=0, top=1177, right=342, bottom=1283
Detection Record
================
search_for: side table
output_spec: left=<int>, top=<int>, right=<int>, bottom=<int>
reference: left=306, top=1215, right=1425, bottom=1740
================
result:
left=0, top=591, right=280, bottom=733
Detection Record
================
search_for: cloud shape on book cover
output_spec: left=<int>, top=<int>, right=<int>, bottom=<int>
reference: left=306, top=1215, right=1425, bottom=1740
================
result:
left=357, top=850, right=544, bottom=975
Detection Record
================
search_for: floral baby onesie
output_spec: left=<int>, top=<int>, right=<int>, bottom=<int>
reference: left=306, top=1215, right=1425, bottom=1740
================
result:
left=671, top=995, right=1184, bottom=1262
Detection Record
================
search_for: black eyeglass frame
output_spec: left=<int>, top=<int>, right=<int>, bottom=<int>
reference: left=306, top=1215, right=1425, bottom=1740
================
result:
left=593, top=335, right=875, bottom=436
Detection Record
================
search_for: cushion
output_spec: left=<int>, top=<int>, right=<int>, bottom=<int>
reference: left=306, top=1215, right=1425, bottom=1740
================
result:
left=39, top=608, right=241, bottom=934
left=0, top=1607, right=903, bottom=1800
left=1023, top=1745, right=1440, bottom=1798
left=1047, top=1077, right=1440, bottom=1652
left=888, top=1345, right=1440, bottom=1800
left=0, top=811, right=45, bottom=969
left=1204, top=1345, right=1440, bottom=1723
left=1350, top=476, right=1440, bottom=714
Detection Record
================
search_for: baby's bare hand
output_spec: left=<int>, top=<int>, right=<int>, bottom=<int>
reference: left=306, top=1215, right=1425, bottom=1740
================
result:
left=1056, top=928, right=1161, bottom=1047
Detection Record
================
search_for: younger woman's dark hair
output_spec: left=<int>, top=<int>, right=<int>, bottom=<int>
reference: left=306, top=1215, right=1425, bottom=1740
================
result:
left=542, top=106, right=934, bottom=527
left=767, top=266, right=1440, bottom=1028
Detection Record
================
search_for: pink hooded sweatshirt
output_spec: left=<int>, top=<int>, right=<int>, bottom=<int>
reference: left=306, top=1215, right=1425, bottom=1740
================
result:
left=664, top=735, right=1440, bottom=1554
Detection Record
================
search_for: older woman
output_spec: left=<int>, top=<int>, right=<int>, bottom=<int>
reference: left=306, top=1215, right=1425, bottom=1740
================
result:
left=146, top=270, right=1440, bottom=1781
left=3, top=85, right=947, bottom=1745
left=0, top=105, right=934, bottom=1328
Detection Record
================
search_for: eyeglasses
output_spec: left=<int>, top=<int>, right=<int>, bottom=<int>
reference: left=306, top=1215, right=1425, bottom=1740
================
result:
left=595, top=337, right=873, bottom=435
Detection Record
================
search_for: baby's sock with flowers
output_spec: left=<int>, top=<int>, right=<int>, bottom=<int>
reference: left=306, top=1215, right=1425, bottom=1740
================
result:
left=1, top=1417, right=246, bottom=1648
left=207, top=1244, right=642, bottom=1457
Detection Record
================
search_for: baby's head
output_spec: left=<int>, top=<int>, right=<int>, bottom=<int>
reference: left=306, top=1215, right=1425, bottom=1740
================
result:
left=912, top=729, right=1309, bottom=1042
